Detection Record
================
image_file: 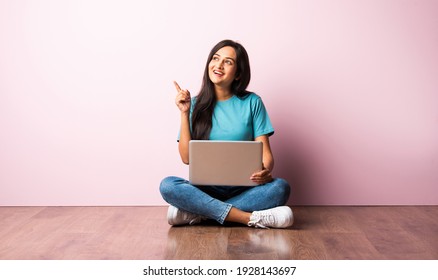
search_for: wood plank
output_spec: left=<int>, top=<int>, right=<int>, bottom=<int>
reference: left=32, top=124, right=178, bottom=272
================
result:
left=0, top=207, right=170, bottom=259
left=0, top=207, right=45, bottom=239
left=348, top=206, right=437, bottom=260
left=0, top=206, right=436, bottom=260
left=393, top=206, right=438, bottom=259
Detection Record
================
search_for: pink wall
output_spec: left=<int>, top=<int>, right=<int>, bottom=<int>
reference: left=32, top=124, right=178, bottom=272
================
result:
left=1, top=0, right=437, bottom=206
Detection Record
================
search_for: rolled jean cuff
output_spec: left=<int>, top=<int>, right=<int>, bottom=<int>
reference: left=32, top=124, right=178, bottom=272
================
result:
left=218, top=203, right=233, bottom=224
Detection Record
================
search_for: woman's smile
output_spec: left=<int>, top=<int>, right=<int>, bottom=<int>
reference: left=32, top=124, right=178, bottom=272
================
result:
left=213, top=69, right=224, bottom=76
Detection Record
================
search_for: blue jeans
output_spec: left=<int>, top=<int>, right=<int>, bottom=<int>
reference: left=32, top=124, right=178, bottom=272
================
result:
left=160, top=176, right=291, bottom=224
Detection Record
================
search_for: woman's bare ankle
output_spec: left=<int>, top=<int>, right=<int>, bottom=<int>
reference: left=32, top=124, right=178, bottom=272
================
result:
left=224, top=207, right=252, bottom=225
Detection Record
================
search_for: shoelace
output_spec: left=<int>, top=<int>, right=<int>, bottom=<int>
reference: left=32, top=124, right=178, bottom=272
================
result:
left=248, top=211, right=275, bottom=229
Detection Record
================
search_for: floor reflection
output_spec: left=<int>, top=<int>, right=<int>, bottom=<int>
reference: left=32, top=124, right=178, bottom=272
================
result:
left=165, top=224, right=294, bottom=259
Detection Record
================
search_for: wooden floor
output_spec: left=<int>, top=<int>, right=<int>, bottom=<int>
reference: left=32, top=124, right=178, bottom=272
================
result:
left=0, top=206, right=436, bottom=260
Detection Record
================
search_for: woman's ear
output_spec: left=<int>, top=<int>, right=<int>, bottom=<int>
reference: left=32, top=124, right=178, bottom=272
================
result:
left=235, top=74, right=241, bottom=80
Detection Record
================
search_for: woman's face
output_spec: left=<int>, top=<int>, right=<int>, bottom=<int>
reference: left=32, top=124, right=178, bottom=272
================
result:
left=208, top=46, right=238, bottom=89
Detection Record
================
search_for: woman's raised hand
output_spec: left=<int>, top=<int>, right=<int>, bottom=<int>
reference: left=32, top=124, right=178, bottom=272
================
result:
left=174, top=81, right=191, bottom=113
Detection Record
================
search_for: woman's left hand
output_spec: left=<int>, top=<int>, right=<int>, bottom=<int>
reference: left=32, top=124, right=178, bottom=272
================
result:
left=250, top=167, right=273, bottom=185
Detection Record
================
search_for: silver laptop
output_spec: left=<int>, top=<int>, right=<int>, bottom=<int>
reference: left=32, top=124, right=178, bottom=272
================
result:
left=189, top=140, right=263, bottom=186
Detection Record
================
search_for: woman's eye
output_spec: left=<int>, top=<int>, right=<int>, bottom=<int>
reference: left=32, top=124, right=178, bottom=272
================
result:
left=226, top=60, right=232, bottom=65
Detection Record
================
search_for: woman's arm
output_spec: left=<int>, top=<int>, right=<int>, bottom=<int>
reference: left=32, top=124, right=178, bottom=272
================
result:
left=174, top=81, right=191, bottom=165
left=255, top=134, right=274, bottom=172
left=178, top=112, right=191, bottom=164
left=250, top=135, right=274, bottom=184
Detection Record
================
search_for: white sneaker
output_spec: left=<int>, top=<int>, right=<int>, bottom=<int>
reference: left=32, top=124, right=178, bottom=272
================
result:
left=248, top=206, right=294, bottom=229
left=167, top=205, right=203, bottom=226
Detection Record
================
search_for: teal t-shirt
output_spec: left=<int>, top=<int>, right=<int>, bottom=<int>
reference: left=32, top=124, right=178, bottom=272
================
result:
left=179, top=92, right=274, bottom=141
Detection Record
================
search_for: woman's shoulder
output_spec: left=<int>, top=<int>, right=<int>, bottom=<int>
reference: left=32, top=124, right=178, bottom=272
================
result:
left=236, top=91, right=262, bottom=102
left=236, top=92, right=266, bottom=109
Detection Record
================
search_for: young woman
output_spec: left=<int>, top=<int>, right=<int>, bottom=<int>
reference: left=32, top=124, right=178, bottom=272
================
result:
left=160, top=40, right=293, bottom=229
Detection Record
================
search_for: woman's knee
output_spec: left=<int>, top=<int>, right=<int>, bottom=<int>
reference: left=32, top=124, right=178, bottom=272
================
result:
left=271, top=178, right=291, bottom=203
left=159, top=176, right=182, bottom=198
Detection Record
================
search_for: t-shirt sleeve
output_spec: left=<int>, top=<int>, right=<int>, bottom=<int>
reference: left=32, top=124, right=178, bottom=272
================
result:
left=252, top=96, right=274, bottom=138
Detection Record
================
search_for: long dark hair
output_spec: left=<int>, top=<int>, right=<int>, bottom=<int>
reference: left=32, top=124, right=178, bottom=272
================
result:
left=191, top=40, right=251, bottom=140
